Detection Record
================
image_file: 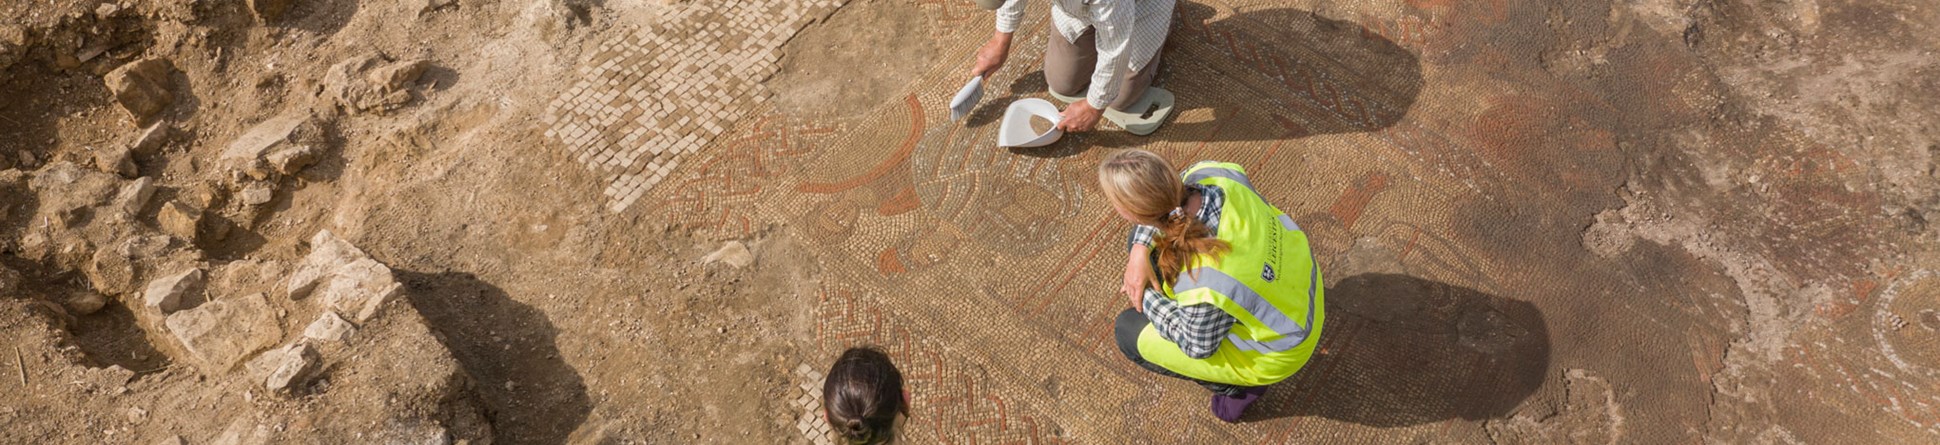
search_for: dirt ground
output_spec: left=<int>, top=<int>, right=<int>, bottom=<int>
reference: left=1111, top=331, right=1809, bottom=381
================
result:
left=1, top=0, right=1937, bottom=444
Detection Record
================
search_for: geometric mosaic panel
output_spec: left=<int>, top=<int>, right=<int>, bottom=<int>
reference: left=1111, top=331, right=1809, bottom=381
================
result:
left=542, top=0, right=843, bottom=212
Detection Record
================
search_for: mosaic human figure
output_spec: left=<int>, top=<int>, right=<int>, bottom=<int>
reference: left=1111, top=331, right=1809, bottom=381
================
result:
left=1097, top=150, right=1326, bottom=422
left=824, top=347, right=909, bottom=444
left=970, top=0, right=1178, bottom=134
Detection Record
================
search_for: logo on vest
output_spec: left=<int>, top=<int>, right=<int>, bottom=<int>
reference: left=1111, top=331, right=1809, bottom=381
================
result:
left=1262, top=263, right=1276, bottom=282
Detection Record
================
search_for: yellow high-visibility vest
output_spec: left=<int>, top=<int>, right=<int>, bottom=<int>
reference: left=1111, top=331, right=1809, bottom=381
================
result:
left=1136, top=161, right=1325, bottom=387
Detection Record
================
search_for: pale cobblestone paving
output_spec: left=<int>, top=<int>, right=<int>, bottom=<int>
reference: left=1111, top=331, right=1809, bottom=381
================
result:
left=542, top=0, right=846, bottom=212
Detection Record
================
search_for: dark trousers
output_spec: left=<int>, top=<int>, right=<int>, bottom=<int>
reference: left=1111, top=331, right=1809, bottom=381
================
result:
left=1114, top=308, right=1243, bottom=396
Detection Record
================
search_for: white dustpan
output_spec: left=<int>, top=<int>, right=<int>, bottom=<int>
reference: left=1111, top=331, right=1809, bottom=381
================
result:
left=949, top=76, right=984, bottom=121
left=998, top=98, right=1063, bottom=148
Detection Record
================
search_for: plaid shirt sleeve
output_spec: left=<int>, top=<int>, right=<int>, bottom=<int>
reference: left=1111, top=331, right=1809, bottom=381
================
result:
left=1142, top=288, right=1233, bottom=359
left=1125, top=224, right=1160, bottom=251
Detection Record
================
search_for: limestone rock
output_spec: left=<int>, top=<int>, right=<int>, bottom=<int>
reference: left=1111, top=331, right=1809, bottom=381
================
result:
left=240, top=182, right=275, bottom=206
left=143, top=268, right=203, bottom=314
left=89, top=235, right=179, bottom=296
left=264, top=342, right=319, bottom=394
left=103, top=58, right=176, bottom=125
left=282, top=230, right=406, bottom=324
left=63, top=290, right=108, bottom=315
left=165, top=293, right=280, bottom=372
left=94, top=3, right=122, bottom=19
left=156, top=435, right=185, bottom=445
left=157, top=200, right=202, bottom=241
left=92, top=145, right=136, bottom=178
left=264, top=143, right=320, bottom=175
left=85, top=246, right=136, bottom=295
left=303, top=311, right=353, bottom=341
left=320, top=258, right=402, bottom=323
left=286, top=230, right=369, bottom=299
left=248, top=0, right=295, bottom=21
left=324, top=54, right=429, bottom=115
left=110, top=177, right=156, bottom=217
left=130, top=123, right=171, bottom=154
left=703, top=241, right=755, bottom=268
left=28, top=162, right=122, bottom=224
left=368, top=58, right=429, bottom=90
left=221, top=113, right=310, bottom=180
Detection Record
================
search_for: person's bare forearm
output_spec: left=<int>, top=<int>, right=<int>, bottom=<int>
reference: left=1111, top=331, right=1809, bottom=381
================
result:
left=971, top=32, right=1013, bottom=78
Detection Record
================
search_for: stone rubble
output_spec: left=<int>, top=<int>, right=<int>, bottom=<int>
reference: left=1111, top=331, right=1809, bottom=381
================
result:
left=26, top=162, right=122, bottom=230
left=302, top=311, right=354, bottom=341
left=263, top=342, right=319, bottom=394
left=703, top=241, right=755, bottom=268
left=164, top=293, right=280, bottom=372
left=62, top=290, right=108, bottom=315
left=142, top=268, right=203, bottom=314
left=91, top=144, right=136, bottom=178
left=240, top=182, right=275, bottom=206
left=85, top=247, right=136, bottom=296
left=102, top=58, right=176, bottom=125
left=157, top=200, right=202, bottom=242
left=286, top=230, right=371, bottom=299
left=130, top=123, right=171, bottom=154
left=323, top=54, right=431, bottom=115
left=319, top=258, right=402, bottom=323
left=110, top=177, right=156, bottom=217
left=220, top=112, right=318, bottom=180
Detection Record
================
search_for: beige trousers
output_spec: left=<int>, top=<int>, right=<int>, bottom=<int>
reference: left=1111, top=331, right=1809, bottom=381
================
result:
left=1044, top=26, right=1162, bottom=112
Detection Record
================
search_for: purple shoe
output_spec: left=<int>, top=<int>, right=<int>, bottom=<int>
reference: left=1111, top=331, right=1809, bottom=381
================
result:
left=1210, top=386, right=1268, bottom=423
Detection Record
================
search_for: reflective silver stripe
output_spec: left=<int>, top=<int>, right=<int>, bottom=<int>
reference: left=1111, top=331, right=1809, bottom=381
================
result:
left=1277, top=214, right=1300, bottom=231
left=1228, top=332, right=1307, bottom=353
left=1174, top=265, right=1317, bottom=353
left=1183, top=165, right=1255, bottom=190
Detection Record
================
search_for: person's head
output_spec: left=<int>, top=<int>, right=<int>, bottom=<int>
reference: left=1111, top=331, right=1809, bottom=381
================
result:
left=1097, top=149, right=1229, bottom=283
left=1098, top=149, right=1183, bottom=226
left=824, top=347, right=906, bottom=445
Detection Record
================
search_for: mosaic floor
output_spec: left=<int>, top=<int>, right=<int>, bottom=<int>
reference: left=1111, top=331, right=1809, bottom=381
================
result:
left=543, top=0, right=1936, bottom=442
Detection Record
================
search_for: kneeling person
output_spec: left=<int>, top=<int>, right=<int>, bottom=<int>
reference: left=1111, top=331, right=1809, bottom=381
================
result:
left=970, top=0, right=1178, bottom=135
left=1097, top=149, right=1325, bottom=422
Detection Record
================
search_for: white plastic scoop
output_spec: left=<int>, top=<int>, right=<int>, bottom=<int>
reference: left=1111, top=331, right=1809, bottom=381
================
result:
left=1101, top=87, right=1175, bottom=136
left=997, top=98, right=1064, bottom=148
left=949, top=76, right=984, bottom=121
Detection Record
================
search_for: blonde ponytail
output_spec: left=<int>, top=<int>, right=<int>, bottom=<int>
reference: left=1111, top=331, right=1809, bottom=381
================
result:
left=1097, top=150, right=1230, bottom=286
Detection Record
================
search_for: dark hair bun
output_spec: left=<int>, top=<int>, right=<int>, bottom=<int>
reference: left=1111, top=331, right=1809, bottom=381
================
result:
left=823, top=347, right=905, bottom=445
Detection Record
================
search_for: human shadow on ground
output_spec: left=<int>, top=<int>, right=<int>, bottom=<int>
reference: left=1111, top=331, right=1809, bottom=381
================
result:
left=396, top=270, right=592, bottom=444
left=994, top=3, right=1423, bottom=156
left=1243, top=273, right=1550, bottom=426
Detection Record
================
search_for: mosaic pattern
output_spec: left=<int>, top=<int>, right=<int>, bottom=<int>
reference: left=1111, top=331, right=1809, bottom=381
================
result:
left=616, top=1, right=1547, bottom=441
left=542, top=0, right=845, bottom=212
left=790, top=364, right=834, bottom=445
left=554, top=0, right=1925, bottom=442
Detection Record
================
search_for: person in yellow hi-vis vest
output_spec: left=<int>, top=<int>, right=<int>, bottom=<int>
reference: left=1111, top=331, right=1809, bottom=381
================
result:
left=1096, top=149, right=1324, bottom=422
